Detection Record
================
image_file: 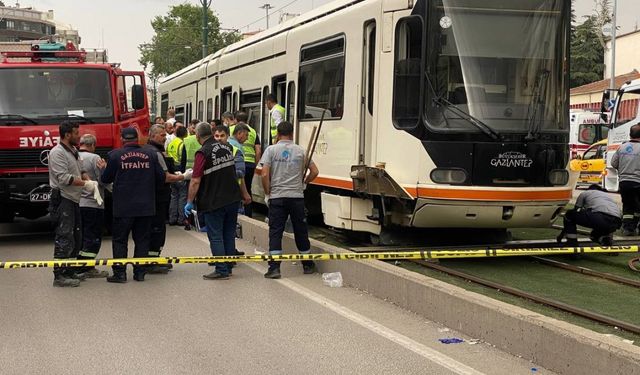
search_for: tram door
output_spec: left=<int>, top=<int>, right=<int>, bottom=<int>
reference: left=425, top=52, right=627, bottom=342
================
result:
left=271, top=75, right=287, bottom=108
left=360, top=20, right=377, bottom=165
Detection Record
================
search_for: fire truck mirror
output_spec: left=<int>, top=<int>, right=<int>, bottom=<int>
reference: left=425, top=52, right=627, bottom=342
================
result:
left=131, top=84, right=145, bottom=110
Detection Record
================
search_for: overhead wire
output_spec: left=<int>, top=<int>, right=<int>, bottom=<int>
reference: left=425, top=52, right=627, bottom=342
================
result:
left=234, top=0, right=303, bottom=31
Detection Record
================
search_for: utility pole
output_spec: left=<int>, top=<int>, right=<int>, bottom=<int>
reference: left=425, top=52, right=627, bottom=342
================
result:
left=259, top=3, right=273, bottom=29
left=610, top=0, right=618, bottom=90
left=200, top=0, right=212, bottom=59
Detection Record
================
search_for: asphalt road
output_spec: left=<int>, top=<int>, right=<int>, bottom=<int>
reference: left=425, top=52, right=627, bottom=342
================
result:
left=0, top=219, right=553, bottom=375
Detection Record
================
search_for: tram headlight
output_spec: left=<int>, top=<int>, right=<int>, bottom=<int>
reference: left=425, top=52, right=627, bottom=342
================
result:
left=548, top=169, right=569, bottom=186
left=430, top=168, right=468, bottom=184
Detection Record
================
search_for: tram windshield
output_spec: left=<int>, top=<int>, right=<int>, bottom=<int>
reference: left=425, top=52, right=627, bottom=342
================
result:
left=424, top=0, right=568, bottom=135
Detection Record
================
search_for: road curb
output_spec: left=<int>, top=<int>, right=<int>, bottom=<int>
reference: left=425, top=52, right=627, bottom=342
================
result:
left=240, top=216, right=640, bottom=375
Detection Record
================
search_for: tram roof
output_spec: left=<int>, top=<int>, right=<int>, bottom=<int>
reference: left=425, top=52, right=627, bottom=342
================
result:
left=160, top=0, right=357, bottom=84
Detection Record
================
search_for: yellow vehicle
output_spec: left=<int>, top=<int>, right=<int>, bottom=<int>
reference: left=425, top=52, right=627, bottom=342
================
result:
left=570, top=139, right=607, bottom=187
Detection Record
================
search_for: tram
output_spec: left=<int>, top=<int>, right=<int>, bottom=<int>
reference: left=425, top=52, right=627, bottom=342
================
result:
left=158, top=0, right=572, bottom=237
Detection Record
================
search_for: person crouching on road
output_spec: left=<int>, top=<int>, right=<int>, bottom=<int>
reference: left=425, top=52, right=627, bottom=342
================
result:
left=101, top=128, right=165, bottom=283
left=48, top=121, right=100, bottom=287
left=77, top=134, right=109, bottom=278
left=611, top=124, right=640, bottom=236
left=145, top=124, right=192, bottom=274
left=185, top=122, right=241, bottom=280
left=557, top=184, right=622, bottom=246
left=259, top=121, right=319, bottom=279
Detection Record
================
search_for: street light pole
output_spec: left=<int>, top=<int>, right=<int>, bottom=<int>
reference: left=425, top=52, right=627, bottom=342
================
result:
left=259, top=3, right=273, bottom=29
left=610, top=0, right=618, bottom=90
left=201, top=0, right=212, bottom=59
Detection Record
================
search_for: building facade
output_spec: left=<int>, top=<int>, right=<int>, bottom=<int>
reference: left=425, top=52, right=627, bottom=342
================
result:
left=0, top=4, right=79, bottom=45
left=605, top=29, right=640, bottom=80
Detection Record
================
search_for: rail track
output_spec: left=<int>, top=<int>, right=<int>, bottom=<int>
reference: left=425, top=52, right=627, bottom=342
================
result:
left=315, top=227, right=640, bottom=336
left=408, top=259, right=640, bottom=335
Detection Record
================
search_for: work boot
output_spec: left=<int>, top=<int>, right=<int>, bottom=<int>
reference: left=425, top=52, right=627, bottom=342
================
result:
left=83, top=268, right=109, bottom=278
left=264, top=266, right=281, bottom=279
left=53, top=276, right=80, bottom=287
left=622, top=228, right=636, bottom=236
left=133, top=272, right=145, bottom=282
left=599, top=235, right=614, bottom=246
left=146, top=265, right=170, bottom=274
left=202, top=271, right=229, bottom=280
left=106, top=273, right=127, bottom=283
left=302, top=261, right=316, bottom=275
left=66, top=270, right=88, bottom=281
left=565, top=239, right=579, bottom=247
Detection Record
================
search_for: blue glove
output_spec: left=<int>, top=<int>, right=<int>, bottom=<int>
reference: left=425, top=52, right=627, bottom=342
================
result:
left=184, top=202, right=194, bottom=218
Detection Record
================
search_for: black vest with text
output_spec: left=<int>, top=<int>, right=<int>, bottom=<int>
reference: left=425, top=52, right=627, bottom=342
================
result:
left=196, top=138, right=241, bottom=212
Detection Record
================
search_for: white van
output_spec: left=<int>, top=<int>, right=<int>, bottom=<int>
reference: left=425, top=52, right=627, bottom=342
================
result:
left=604, top=79, right=640, bottom=191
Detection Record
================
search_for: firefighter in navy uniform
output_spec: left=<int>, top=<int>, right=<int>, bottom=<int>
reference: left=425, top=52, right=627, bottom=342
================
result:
left=144, top=124, right=191, bottom=274
left=101, top=128, right=165, bottom=283
left=612, top=124, right=640, bottom=236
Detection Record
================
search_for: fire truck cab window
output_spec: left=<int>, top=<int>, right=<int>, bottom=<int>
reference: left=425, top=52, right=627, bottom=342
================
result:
left=0, top=68, right=113, bottom=124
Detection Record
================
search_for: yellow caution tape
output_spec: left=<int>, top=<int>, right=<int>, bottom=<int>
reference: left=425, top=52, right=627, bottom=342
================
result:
left=0, top=246, right=637, bottom=269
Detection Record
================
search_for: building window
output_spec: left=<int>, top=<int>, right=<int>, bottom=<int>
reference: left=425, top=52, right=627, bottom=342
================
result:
left=6, top=20, right=15, bottom=29
left=298, top=35, right=345, bottom=120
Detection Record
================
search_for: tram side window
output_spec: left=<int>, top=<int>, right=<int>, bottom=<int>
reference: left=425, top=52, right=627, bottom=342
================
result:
left=240, top=90, right=262, bottom=129
left=392, top=16, right=423, bottom=130
left=298, top=35, right=345, bottom=120
left=175, top=106, right=185, bottom=123
left=197, top=100, right=204, bottom=122
left=206, top=98, right=213, bottom=122
left=160, top=93, right=169, bottom=119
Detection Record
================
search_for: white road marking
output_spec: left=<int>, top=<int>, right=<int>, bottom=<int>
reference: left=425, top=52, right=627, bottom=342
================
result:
left=187, top=230, right=485, bottom=375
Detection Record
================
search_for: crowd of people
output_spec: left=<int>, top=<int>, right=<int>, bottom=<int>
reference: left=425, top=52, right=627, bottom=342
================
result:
left=48, top=95, right=318, bottom=287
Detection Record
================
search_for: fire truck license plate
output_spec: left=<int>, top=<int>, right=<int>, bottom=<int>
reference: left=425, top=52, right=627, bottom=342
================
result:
left=29, top=187, right=51, bottom=202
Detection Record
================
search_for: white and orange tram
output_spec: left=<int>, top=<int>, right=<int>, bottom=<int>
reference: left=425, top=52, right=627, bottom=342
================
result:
left=158, top=0, right=573, bottom=237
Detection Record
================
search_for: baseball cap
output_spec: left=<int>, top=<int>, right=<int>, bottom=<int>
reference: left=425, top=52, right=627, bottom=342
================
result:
left=121, top=127, right=138, bottom=141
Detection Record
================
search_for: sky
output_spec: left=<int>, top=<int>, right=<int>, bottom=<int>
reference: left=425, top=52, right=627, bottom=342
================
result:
left=19, top=0, right=640, bottom=74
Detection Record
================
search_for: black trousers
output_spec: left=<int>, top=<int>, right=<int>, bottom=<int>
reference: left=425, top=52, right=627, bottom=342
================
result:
left=268, top=198, right=311, bottom=268
left=51, top=193, right=82, bottom=277
left=564, top=209, right=621, bottom=238
left=111, top=216, right=152, bottom=275
left=150, top=200, right=169, bottom=256
left=244, top=163, right=255, bottom=218
left=80, top=207, right=104, bottom=259
left=619, top=181, right=640, bottom=231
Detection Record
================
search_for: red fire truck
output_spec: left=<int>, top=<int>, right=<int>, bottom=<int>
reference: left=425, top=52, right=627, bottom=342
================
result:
left=0, top=42, right=150, bottom=222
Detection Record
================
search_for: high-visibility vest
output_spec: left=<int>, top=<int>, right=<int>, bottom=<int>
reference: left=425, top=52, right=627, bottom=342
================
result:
left=232, top=145, right=242, bottom=185
left=183, top=135, right=201, bottom=169
left=229, top=125, right=258, bottom=164
left=270, top=104, right=285, bottom=143
left=166, top=137, right=184, bottom=164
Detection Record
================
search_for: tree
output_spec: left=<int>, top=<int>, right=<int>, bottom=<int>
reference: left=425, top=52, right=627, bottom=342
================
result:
left=139, top=4, right=241, bottom=77
left=570, top=15, right=605, bottom=88
left=592, top=0, right=612, bottom=48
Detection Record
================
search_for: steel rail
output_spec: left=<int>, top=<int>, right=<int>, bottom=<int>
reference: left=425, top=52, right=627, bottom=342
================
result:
left=411, top=259, right=640, bottom=335
left=531, top=256, right=640, bottom=288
